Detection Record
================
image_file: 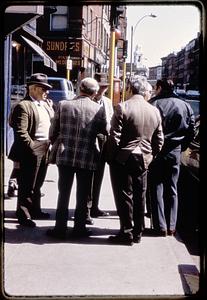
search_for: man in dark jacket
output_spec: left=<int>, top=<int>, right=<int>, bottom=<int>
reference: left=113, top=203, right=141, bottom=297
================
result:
left=149, top=79, right=195, bottom=236
left=8, top=73, right=54, bottom=227
left=105, top=77, right=164, bottom=245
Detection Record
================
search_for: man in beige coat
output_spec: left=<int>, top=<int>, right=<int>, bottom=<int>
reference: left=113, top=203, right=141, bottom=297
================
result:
left=8, top=73, right=54, bottom=227
left=106, top=77, right=164, bottom=245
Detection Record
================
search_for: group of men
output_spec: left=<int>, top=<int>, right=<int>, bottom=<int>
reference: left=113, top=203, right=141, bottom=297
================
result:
left=8, top=72, right=195, bottom=245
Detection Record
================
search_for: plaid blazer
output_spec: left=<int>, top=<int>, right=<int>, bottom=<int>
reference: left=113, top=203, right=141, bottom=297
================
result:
left=49, top=96, right=108, bottom=170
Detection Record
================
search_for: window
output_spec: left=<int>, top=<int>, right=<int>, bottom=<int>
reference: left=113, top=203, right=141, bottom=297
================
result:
left=50, top=6, right=68, bottom=31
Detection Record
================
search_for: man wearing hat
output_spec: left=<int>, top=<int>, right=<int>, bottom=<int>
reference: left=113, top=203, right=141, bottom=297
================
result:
left=8, top=73, right=54, bottom=227
left=86, top=73, right=114, bottom=223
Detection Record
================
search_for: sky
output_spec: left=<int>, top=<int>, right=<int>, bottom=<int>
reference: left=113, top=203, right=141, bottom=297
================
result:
left=125, top=4, right=201, bottom=67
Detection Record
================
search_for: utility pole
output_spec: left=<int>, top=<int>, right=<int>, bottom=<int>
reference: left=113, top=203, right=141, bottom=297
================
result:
left=108, top=5, right=124, bottom=104
left=108, top=28, right=116, bottom=101
left=108, top=6, right=116, bottom=102
left=122, top=39, right=128, bottom=101
left=122, top=59, right=126, bottom=101
left=129, top=14, right=157, bottom=79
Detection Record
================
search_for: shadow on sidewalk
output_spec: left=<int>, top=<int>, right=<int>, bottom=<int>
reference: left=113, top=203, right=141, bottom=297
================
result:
left=4, top=225, right=120, bottom=245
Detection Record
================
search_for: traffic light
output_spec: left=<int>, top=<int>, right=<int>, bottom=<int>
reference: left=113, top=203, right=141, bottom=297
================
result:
left=110, top=5, right=124, bottom=27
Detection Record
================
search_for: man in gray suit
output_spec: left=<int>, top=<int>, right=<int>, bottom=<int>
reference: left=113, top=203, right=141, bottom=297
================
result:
left=47, top=77, right=108, bottom=239
left=106, top=77, right=164, bottom=245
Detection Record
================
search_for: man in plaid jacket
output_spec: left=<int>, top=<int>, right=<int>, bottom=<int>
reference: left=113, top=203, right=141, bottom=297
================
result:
left=47, top=77, right=108, bottom=239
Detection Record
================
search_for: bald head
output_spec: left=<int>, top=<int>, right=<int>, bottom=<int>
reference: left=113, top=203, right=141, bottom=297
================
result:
left=79, top=77, right=99, bottom=97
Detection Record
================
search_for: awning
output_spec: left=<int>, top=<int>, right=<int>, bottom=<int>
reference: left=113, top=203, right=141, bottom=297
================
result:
left=21, top=35, right=57, bottom=71
left=4, top=6, right=44, bottom=36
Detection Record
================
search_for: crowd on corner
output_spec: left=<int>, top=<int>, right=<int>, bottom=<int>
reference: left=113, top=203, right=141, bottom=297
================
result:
left=6, top=71, right=195, bottom=246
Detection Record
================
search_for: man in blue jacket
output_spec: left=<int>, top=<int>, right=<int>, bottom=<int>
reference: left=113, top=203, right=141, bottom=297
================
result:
left=149, top=79, right=195, bottom=236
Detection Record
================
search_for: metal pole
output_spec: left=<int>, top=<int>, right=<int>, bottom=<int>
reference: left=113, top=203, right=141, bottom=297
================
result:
left=108, top=27, right=116, bottom=102
left=66, top=56, right=71, bottom=80
left=67, top=70, right=70, bottom=81
left=129, top=14, right=157, bottom=80
left=122, top=59, right=126, bottom=101
left=130, top=25, right=133, bottom=79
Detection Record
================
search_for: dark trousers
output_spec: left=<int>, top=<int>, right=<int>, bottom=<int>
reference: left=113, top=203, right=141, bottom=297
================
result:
left=55, top=165, right=93, bottom=232
left=109, top=153, right=147, bottom=235
left=17, top=148, right=48, bottom=220
left=88, top=160, right=105, bottom=212
left=149, top=153, right=180, bottom=231
left=87, top=136, right=106, bottom=215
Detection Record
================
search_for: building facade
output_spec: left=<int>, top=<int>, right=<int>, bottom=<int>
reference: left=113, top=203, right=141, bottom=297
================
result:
left=158, top=33, right=200, bottom=90
left=36, top=5, right=127, bottom=87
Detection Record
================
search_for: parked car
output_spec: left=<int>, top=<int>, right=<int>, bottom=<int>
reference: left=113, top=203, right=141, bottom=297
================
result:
left=47, top=77, right=76, bottom=104
left=11, top=84, right=26, bottom=100
left=175, top=88, right=186, bottom=98
left=181, top=115, right=199, bottom=181
left=185, top=89, right=200, bottom=100
left=177, top=115, right=200, bottom=235
left=185, top=99, right=200, bottom=117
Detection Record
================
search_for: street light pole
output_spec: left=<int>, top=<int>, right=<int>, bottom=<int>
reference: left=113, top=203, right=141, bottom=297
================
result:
left=129, top=13, right=157, bottom=79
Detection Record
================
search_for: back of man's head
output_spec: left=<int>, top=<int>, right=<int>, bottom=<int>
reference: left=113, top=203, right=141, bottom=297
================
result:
left=79, top=77, right=99, bottom=96
left=156, top=79, right=174, bottom=93
left=130, top=76, right=147, bottom=96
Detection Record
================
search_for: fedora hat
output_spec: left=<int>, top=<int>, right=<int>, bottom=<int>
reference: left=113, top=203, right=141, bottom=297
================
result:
left=94, top=72, right=109, bottom=86
left=27, top=73, right=52, bottom=89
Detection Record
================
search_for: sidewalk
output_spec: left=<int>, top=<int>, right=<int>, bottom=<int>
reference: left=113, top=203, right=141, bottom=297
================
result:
left=3, top=158, right=199, bottom=297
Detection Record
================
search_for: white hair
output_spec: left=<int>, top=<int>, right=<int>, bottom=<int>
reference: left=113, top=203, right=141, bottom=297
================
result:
left=79, top=77, right=99, bottom=96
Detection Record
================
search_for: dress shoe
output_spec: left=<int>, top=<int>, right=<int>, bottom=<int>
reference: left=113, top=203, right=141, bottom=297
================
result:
left=168, top=229, right=176, bottom=236
left=31, top=211, right=50, bottom=220
left=154, top=229, right=167, bottom=237
left=85, top=217, right=94, bottom=225
left=70, top=228, right=92, bottom=238
left=90, top=209, right=109, bottom=218
left=144, top=228, right=167, bottom=237
left=7, top=186, right=16, bottom=198
left=18, top=218, right=36, bottom=227
left=108, top=232, right=133, bottom=246
left=144, top=212, right=151, bottom=219
left=46, top=228, right=67, bottom=240
left=133, top=234, right=142, bottom=243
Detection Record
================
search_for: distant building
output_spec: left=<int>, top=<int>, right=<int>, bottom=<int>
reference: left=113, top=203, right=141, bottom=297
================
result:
left=160, top=33, right=200, bottom=90
left=148, top=65, right=162, bottom=83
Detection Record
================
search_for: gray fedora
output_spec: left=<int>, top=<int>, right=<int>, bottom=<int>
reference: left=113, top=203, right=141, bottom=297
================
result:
left=94, top=72, right=109, bottom=86
left=27, top=73, right=52, bottom=89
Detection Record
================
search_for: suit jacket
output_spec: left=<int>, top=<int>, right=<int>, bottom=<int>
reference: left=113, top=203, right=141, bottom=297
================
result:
left=8, top=96, right=54, bottom=161
left=105, top=94, right=164, bottom=168
left=49, top=96, right=108, bottom=170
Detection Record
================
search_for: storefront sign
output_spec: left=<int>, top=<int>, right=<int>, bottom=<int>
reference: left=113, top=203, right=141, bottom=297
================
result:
left=46, top=41, right=68, bottom=51
left=44, top=39, right=82, bottom=58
